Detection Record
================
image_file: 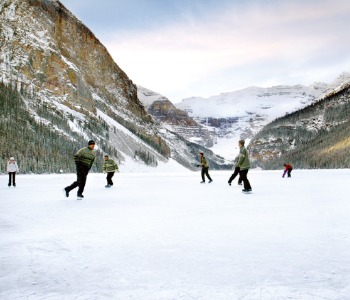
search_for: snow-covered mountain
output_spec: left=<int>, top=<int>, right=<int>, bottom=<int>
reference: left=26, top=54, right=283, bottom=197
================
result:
left=139, top=73, right=350, bottom=162
left=139, top=83, right=328, bottom=160
left=249, top=77, right=350, bottom=169
left=174, top=77, right=350, bottom=159
left=176, top=84, right=326, bottom=119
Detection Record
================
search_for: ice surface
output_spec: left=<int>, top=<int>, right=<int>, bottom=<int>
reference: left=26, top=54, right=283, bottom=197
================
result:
left=1, top=169, right=350, bottom=299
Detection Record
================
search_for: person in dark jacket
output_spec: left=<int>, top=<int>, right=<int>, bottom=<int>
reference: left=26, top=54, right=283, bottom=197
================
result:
left=237, top=140, right=252, bottom=193
left=198, top=152, right=213, bottom=183
left=103, top=155, right=119, bottom=188
left=282, top=163, right=293, bottom=178
left=64, top=140, right=96, bottom=199
left=228, top=156, right=242, bottom=186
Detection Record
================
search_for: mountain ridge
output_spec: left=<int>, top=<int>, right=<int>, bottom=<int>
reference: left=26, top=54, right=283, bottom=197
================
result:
left=0, top=0, right=172, bottom=172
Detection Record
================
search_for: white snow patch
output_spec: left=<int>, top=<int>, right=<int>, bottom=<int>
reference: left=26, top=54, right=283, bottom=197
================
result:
left=61, top=55, right=79, bottom=72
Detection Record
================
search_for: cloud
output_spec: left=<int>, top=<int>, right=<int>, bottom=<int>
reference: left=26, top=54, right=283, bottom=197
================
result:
left=99, top=0, right=350, bottom=101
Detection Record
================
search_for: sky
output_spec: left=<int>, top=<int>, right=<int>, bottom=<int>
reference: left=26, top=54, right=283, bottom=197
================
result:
left=59, top=0, right=350, bottom=103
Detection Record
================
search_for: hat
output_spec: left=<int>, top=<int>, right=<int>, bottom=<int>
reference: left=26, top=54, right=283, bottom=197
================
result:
left=88, top=140, right=95, bottom=145
left=10, top=157, right=15, bottom=160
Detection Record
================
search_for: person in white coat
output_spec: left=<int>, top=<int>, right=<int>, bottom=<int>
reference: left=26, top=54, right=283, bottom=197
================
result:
left=7, top=157, right=19, bottom=187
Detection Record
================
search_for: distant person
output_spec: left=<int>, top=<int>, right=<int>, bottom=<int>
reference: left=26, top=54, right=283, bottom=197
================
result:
left=103, top=155, right=119, bottom=188
left=228, top=156, right=242, bottom=186
left=198, top=152, right=213, bottom=183
left=7, top=157, right=19, bottom=187
left=64, top=140, right=96, bottom=199
left=282, top=163, right=293, bottom=178
left=237, top=140, right=252, bottom=193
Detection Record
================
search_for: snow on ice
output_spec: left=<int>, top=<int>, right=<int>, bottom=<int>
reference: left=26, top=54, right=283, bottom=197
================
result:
left=1, top=169, right=350, bottom=299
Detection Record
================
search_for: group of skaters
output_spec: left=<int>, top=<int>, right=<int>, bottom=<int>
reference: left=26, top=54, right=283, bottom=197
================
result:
left=3, top=142, right=118, bottom=198
left=200, top=139, right=293, bottom=194
left=199, top=139, right=253, bottom=193
left=64, top=139, right=255, bottom=198
left=4, top=139, right=293, bottom=198
left=64, top=140, right=118, bottom=199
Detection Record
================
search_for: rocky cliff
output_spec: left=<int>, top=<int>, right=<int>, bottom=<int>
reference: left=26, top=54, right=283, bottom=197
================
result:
left=138, top=86, right=215, bottom=148
left=1, top=0, right=147, bottom=116
left=0, top=0, right=172, bottom=171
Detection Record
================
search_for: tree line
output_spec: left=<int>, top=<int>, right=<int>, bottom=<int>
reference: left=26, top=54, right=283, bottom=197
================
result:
left=0, top=82, right=114, bottom=173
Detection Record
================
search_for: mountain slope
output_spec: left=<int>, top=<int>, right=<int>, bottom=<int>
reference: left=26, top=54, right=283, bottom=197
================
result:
left=0, top=82, right=105, bottom=172
left=0, top=0, right=173, bottom=172
left=248, top=81, right=350, bottom=169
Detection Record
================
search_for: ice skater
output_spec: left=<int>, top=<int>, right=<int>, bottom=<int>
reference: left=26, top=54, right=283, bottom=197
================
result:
left=64, top=140, right=96, bottom=199
left=282, top=163, right=293, bottom=178
left=237, top=140, right=252, bottom=193
left=7, top=157, right=19, bottom=187
left=228, top=156, right=242, bottom=186
left=103, top=155, right=119, bottom=188
left=198, top=152, right=212, bottom=183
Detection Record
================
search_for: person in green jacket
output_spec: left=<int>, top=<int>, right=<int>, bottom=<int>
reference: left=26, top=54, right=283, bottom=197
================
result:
left=198, top=152, right=213, bottom=183
left=64, top=140, right=96, bottom=199
left=237, top=140, right=252, bottom=193
left=103, top=155, right=119, bottom=188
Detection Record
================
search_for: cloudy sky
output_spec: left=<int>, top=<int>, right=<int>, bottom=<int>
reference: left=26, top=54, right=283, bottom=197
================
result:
left=59, top=0, right=350, bottom=103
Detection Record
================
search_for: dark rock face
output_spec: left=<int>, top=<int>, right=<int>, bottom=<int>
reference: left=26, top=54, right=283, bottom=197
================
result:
left=148, top=100, right=198, bottom=126
left=1, top=0, right=147, bottom=119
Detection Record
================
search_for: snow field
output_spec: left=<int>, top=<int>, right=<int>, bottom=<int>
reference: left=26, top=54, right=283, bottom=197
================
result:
left=1, top=169, right=350, bottom=299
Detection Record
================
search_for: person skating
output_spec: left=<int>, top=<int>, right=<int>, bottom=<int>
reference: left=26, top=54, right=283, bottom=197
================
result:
left=282, top=163, right=293, bottom=178
left=237, top=140, right=252, bottom=193
left=64, top=140, right=96, bottom=199
left=198, top=152, right=213, bottom=183
left=7, top=157, right=19, bottom=187
left=228, top=156, right=242, bottom=186
left=103, top=155, right=119, bottom=188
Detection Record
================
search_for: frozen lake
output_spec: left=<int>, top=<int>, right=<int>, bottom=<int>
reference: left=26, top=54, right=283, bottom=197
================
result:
left=1, top=169, right=350, bottom=299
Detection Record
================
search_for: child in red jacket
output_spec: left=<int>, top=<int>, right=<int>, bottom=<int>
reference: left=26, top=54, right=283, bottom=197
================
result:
left=282, top=163, right=293, bottom=178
